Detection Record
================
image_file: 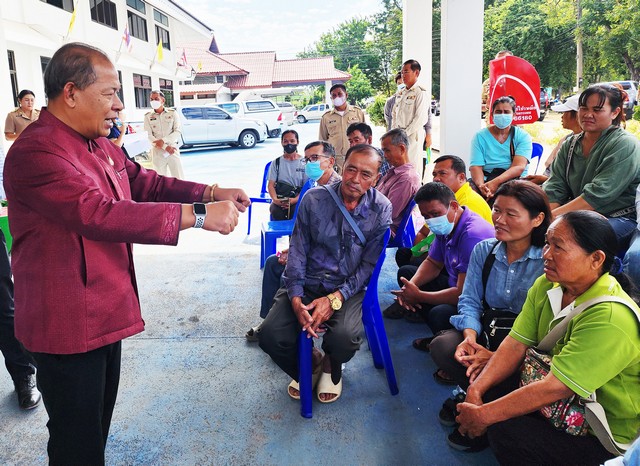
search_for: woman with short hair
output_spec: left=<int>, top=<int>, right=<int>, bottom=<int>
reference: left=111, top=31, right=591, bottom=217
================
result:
left=4, top=90, right=40, bottom=141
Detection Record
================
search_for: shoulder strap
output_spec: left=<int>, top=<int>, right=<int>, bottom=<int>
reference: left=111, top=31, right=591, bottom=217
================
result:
left=564, top=134, right=581, bottom=182
left=275, top=157, right=280, bottom=183
left=323, top=185, right=366, bottom=246
left=482, top=240, right=500, bottom=304
left=538, top=294, right=639, bottom=456
left=509, top=126, right=516, bottom=161
left=538, top=295, right=639, bottom=351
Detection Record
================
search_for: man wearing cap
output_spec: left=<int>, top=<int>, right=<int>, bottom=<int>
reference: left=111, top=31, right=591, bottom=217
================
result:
left=524, top=94, right=582, bottom=185
left=392, top=59, right=430, bottom=178
left=144, top=90, right=184, bottom=179
left=319, top=84, right=365, bottom=171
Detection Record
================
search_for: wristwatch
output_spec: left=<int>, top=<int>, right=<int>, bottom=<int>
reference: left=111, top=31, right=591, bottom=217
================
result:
left=327, top=293, right=342, bottom=311
left=193, top=202, right=206, bottom=228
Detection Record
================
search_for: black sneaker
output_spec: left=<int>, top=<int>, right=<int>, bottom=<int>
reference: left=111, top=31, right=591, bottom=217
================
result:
left=245, top=324, right=261, bottom=342
left=438, top=390, right=466, bottom=427
left=382, top=302, right=406, bottom=319
left=446, top=428, right=489, bottom=452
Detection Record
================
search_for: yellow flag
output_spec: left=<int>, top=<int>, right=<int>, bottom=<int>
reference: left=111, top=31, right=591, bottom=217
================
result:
left=67, top=7, right=77, bottom=35
left=156, top=40, right=163, bottom=62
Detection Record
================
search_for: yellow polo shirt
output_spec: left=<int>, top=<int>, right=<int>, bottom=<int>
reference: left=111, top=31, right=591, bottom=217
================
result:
left=455, top=181, right=493, bottom=224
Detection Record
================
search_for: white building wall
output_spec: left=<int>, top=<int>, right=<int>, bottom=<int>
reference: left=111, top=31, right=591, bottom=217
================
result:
left=0, top=0, right=212, bottom=152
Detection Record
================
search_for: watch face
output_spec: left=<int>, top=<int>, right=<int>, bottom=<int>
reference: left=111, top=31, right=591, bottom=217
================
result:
left=194, top=203, right=207, bottom=215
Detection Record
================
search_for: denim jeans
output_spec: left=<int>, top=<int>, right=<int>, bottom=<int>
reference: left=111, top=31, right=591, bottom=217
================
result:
left=623, top=228, right=640, bottom=289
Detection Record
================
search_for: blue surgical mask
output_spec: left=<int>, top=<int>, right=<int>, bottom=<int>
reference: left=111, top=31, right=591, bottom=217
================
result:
left=305, top=161, right=324, bottom=181
left=493, top=113, right=513, bottom=129
left=425, top=205, right=456, bottom=236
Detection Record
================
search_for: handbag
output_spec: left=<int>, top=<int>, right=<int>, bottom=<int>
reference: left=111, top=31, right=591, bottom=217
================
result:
left=479, top=240, right=517, bottom=350
left=519, top=295, right=638, bottom=455
left=274, top=157, right=302, bottom=198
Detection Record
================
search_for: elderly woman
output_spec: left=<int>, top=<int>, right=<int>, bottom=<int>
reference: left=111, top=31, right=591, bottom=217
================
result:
left=455, top=211, right=640, bottom=465
left=470, top=96, right=533, bottom=200
left=544, top=84, right=640, bottom=249
left=429, top=180, right=550, bottom=448
left=4, top=89, right=40, bottom=141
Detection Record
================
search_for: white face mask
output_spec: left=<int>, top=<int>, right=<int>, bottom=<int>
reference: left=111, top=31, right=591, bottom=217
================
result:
left=397, top=84, right=406, bottom=91
left=150, top=100, right=162, bottom=110
left=332, top=96, right=346, bottom=107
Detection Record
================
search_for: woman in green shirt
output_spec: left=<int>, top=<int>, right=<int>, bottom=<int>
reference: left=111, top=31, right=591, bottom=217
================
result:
left=455, top=211, right=640, bottom=465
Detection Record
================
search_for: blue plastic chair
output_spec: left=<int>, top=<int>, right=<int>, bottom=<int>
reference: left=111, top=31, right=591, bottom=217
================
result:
left=247, top=161, right=273, bottom=235
left=386, top=200, right=416, bottom=249
left=529, top=143, right=544, bottom=175
left=298, top=229, right=398, bottom=418
left=260, top=179, right=314, bottom=268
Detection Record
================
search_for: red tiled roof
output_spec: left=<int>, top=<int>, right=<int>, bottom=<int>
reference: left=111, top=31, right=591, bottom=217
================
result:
left=180, top=41, right=247, bottom=75
left=180, top=83, right=224, bottom=96
left=273, top=57, right=351, bottom=84
left=217, top=51, right=276, bottom=88
left=176, top=43, right=351, bottom=93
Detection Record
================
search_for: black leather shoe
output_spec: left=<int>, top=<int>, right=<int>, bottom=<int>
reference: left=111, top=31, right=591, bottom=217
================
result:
left=14, top=374, right=41, bottom=410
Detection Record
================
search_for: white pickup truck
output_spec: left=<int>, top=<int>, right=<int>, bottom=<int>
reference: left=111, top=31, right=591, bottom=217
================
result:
left=212, top=99, right=286, bottom=138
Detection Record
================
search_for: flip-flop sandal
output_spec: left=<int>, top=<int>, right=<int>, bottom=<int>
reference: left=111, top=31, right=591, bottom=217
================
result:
left=287, top=365, right=322, bottom=400
left=412, top=336, right=434, bottom=352
left=433, top=369, right=456, bottom=386
left=316, top=371, right=342, bottom=403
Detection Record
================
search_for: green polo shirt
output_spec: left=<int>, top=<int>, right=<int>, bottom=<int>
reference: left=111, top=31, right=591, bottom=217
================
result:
left=510, top=273, right=640, bottom=443
left=544, top=126, right=640, bottom=216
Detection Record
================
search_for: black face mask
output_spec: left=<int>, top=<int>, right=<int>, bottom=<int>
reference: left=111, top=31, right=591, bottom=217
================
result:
left=283, top=144, right=298, bottom=154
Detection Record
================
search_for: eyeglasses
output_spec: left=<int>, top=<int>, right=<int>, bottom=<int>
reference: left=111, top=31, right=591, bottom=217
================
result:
left=302, top=154, right=330, bottom=164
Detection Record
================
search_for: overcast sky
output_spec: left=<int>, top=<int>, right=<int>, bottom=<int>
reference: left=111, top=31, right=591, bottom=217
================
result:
left=177, top=0, right=384, bottom=58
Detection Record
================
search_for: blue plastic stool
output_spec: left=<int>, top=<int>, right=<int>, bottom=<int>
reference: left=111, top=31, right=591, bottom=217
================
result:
left=247, top=161, right=273, bottom=235
left=298, top=229, right=398, bottom=418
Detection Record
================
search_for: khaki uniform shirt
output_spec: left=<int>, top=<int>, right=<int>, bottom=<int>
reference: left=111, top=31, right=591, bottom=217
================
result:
left=318, top=104, right=365, bottom=161
left=391, top=84, right=429, bottom=174
left=143, top=108, right=182, bottom=158
left=4, top=108, right=40, bottom=138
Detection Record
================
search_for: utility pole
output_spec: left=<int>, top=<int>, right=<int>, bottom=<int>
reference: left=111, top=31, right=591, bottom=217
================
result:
left=576, top=0, right=583, bottom=92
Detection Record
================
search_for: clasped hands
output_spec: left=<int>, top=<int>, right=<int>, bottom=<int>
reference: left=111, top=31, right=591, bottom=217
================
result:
left=478, top=180, right=499, bottom=200
left=454, top=336, right=493, bottom=383
left=292, top=295, right=336, bottom=339
left=390, top=277, right=423, bottom=313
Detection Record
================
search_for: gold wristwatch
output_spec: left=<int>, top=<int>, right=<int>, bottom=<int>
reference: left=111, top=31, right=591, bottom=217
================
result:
left=327, top=293, right=342, bottom=311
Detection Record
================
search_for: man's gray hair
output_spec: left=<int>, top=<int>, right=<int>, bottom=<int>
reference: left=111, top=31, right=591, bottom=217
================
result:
left=304, top=141, right=335, bottom=158
left=381, top=128, right=409, bottom=149
left=44, top=42, right=110, bottom=100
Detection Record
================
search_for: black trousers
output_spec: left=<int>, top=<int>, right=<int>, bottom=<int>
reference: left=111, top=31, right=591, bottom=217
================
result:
left=477, top=369, right=615, bottom=465
left=31, top=341, right=122, bottom=466
left=259, top=287, right=364, bottom=384
left=0, top=230, right=35, bottom=382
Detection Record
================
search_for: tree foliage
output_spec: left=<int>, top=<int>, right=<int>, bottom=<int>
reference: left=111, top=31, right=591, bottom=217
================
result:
left=297, top=0, right=639, bottom=101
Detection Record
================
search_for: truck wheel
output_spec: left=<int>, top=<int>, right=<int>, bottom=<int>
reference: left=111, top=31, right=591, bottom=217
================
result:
left=268, top=129, right=281, bottom=138
left=297, top=115, right=307, bottom=124
left=239, top=130, right=257, bottom=149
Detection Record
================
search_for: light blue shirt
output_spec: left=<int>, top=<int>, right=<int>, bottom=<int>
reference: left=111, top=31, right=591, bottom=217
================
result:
left=450, top=239, right=544, bottom=336
left=470, top=126, right=533, bottom=177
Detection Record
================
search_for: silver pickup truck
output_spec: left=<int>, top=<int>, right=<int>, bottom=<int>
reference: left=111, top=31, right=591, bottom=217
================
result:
left=213, top=99, right=286, bottom=138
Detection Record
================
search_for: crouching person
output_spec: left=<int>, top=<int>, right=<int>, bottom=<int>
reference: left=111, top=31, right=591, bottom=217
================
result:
left=259, top=144, right=392, bottom=403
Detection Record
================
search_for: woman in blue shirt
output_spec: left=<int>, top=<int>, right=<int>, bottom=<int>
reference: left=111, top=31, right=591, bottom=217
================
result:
left=429, top=180, right=551, bottom=451
left=469, top=96, right=533, bottom=201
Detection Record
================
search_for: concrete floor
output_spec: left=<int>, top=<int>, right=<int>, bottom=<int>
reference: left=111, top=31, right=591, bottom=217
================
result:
left=0, top=123, right=499, bottom=465
left=0, top=238, right=498, bottom=465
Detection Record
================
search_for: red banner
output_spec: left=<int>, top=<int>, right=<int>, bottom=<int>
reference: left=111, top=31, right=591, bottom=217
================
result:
left=489, top=55, right=541, bottom=125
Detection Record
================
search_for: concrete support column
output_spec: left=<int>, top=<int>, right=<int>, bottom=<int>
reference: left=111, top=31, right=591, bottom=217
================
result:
left=439, top=0, right=484, bottom=164
left=325, top=79, right=332, bottom=104
left=403, top=0, right=432, bottom=99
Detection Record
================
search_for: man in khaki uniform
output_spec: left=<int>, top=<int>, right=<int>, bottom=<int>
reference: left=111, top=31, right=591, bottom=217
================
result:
left=144, top=90, right=184, bottom=179
left=318, top=84, right=365, bottom=170
left=392, top=59, right=429, bottom=178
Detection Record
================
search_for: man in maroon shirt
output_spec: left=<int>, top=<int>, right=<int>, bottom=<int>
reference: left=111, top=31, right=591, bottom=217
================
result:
left=4, top=42, right=250, bottom=464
